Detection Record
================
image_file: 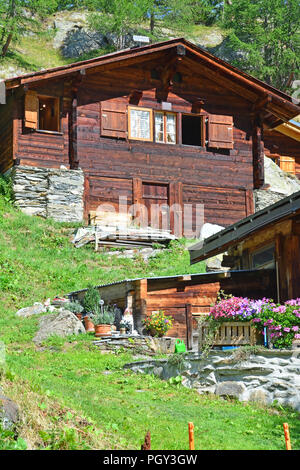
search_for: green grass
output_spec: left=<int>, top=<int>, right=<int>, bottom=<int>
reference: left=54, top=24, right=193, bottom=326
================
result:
left=0, top=195, right=299, bottom=450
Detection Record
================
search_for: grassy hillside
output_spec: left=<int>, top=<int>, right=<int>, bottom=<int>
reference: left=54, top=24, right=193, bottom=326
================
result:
left=0, top=188, right=300, bottom=450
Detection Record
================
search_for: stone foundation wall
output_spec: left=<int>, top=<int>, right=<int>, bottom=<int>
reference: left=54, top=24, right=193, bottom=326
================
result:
left=12, top=165, right=84, bottom=223
left=125, top=349, right=300, bottom=411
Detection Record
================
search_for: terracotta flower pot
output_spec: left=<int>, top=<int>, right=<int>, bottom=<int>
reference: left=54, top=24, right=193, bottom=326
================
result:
left=95, top=324, right=111, bottom=337
left=84, top=316, right=95, bottom=333
left=120, top=328, right=126, bottom=335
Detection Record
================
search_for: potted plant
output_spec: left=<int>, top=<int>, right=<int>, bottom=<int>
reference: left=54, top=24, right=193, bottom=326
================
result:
left=119, top=321, right=127, bottom=335
left=82, top=286, right=101, bottom=333
left=143, top=310, right=173, bottom=338
left=66, top=300, right=84, bottom=320
left=93, top=307, right=115, bottom=337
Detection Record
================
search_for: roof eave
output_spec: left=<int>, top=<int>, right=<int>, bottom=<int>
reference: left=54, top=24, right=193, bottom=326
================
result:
left=189, top=190, right=300, bottom=264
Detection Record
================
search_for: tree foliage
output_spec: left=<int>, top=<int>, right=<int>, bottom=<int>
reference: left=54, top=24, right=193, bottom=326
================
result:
left=223, top=0, right=300, bottom=91
left=0, top=0, right=56, bottom=57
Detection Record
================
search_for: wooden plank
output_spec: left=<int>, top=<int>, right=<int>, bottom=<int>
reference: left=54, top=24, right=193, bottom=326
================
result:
left=24, top=90, right=38, bottom=129
left=186, top=304, right=193, bottom=350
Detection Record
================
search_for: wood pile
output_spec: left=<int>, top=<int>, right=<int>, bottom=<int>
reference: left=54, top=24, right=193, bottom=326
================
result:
left=71, top=225, right=176, bottom=250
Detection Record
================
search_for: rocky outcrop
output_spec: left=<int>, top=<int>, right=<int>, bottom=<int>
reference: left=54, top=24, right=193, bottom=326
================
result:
left=254, top=157, right=300, bottom=212
left=12, top=165, right=84, bottom=223
left=33, top=309, right=86, bottom=345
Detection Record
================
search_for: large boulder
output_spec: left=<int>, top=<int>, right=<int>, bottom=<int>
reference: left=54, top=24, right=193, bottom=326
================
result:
left=33, top=309, right=85, bottom=345
left=254, top=156, right=300, bottom=212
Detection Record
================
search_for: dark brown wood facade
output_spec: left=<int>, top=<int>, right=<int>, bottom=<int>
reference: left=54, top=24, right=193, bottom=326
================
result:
left=1, top=39, right=299, bottom=234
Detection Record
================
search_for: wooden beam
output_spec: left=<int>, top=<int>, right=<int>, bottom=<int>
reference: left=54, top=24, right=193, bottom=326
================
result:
left=185, top=304, right=193, bottom=350
left=252, top=114, right=264, bottom=189
left=183, top=56, right=256, bottom=103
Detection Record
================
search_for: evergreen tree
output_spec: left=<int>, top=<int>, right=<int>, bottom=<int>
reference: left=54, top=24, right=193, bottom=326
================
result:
left=223, top=0, right=300, bottom=91
left=0, top=0, right=58, bottom=57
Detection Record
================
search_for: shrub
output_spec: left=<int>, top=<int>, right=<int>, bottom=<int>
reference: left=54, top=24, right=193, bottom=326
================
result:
left=82, top=286, right=101, bottom=314
left=0, top=174, right=14, bottom=203
left=93, top=306, right=115, bottom=325
left=66, top=301, right=84, bottom=314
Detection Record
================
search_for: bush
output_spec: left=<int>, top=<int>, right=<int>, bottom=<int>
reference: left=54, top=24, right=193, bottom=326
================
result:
left=93, top=307, right=115, bottom=325
left=82, top=285, right=101, bottom=314
left=0, top=174, right=14, bottom=203
left=66, top=301, right=84, bottom=314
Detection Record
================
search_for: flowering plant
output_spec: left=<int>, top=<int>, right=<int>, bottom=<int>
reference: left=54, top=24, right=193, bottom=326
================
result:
left=208, top=293, right=300, bottom=349
left=143, top=310, right=173, bottom=337
left=250, top=299, right=300, bottom=349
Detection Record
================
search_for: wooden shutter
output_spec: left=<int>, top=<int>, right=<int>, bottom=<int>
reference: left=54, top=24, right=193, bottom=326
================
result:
left=100, top=100, right=127, bottom=138
left=279, top=156, right=295, bottom=175
left=24, top=90, right=39, bottom=129
left=207, top=114, right=234, bottom=149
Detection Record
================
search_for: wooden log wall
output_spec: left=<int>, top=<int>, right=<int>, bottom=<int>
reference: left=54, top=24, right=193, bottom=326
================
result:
left=75, top=71, right=255, bottom=228
left=0, top=95, right=13, bottom=173
left=6, top=62, right=257, bottom=230
left=12, top=82, right=71, bottom=169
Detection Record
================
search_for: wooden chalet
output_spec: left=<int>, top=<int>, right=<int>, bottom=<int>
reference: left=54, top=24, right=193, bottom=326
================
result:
left=69, top=269, right=276, bottom=350
left=0, top=38, right=299, bottom=235
left=189, top=190, right=300, bottom=303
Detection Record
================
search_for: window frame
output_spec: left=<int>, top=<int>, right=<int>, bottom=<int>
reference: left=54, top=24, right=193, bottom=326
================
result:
left=250, top=243, right=275, bottom=270
left=127, top=105, right=207, bottom=147
left=128, top=105, right=153, bottom=142
left=37, top=94, right=61, bottom=133
left=154, top=110, right=177, bottom=145
left=181, top=112, right=206, bottom=148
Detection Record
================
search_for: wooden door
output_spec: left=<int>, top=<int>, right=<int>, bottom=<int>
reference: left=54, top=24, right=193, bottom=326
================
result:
left=142, top=182, right=169, bottom=230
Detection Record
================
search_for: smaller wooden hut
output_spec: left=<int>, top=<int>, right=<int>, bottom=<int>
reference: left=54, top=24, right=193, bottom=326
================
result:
left=68, top=269, right=275, bottom=350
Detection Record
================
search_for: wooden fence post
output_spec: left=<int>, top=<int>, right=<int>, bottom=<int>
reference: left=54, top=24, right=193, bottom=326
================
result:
left=283, top=423, right=291, bottom=450
left=188, top=422, right=195, bottom=450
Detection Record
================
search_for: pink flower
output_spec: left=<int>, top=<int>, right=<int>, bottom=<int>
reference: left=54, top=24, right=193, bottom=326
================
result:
left=292, top=326, right=299, bottom=332
left=283, top=327, right=290, bottom=332
left=294, top=334, right=300, bottom=339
